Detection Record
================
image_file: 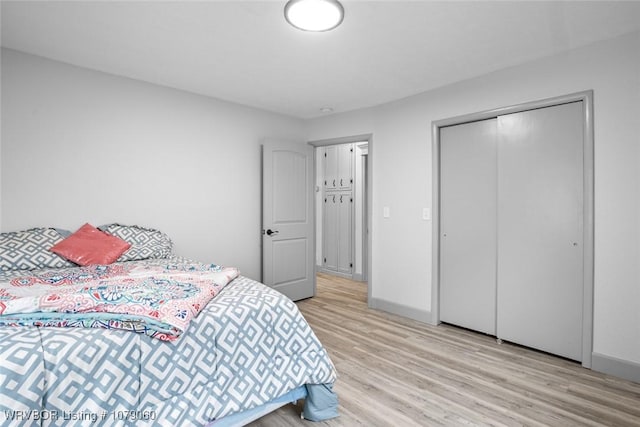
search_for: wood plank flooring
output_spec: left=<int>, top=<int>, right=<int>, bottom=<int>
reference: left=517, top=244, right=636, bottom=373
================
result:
left=249, top=273, right=640, bottom=426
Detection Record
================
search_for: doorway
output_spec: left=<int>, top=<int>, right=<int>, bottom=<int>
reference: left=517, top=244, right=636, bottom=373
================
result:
left=309, top=134, right=372, bottom=302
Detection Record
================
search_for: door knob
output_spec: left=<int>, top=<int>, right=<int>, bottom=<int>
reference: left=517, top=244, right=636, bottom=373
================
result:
left=266, top=229, right=279, bottom=236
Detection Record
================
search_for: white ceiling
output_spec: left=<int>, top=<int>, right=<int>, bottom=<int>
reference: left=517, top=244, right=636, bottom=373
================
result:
left=2, top=1, right=640, bottom=119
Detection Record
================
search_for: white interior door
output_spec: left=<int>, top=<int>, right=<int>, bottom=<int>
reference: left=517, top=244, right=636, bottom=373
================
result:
left=496, top=101, right=584, bottom=361
left=440, top=118, right=498, bottom=335
left=262, top=141, right=315, bottom=301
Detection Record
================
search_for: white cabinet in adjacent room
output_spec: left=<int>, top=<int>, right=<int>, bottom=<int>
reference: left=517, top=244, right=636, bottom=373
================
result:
left=321, top=143, right=355, bottom=278
left=324, top=144, right=354, bottom=191
left=323, top=192, right=353, bottom=276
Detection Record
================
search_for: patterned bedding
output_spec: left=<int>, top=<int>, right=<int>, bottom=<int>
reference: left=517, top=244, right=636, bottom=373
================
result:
left=0, top=260, right=239, bottom=341
left=0, top=258, right=337, bottom=426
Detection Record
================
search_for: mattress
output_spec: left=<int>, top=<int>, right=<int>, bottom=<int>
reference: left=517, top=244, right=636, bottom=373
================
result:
left=0, top=258, right=337, bottom=426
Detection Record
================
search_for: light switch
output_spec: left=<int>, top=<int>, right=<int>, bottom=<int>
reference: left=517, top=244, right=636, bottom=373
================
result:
left=383, top=206, right=390, bottom=218
left=422, top=208, right=431, bottom=221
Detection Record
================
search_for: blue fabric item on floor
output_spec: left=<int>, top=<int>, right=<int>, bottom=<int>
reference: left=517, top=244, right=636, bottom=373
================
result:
left=302, top=383, right=339, bottom=421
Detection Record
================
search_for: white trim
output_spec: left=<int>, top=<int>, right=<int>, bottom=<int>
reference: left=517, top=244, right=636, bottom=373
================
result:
left=356, top=142, right=369, bottom=155
left=592, top=353, right=640, bottom=384
left=352, top=273, right=365, bottom=282
left=370, top=298, right=432, bottom=324
left=310, top=134, right=371, bottom=147
left=318, top=268, right=354, bottom=280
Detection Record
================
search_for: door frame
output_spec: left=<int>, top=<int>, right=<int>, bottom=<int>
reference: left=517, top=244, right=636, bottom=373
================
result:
left=356, top=142, right=369, bottom=282
left=309, top=134, right=373, bottom=304
left=431, top=91, right=594, bottom=368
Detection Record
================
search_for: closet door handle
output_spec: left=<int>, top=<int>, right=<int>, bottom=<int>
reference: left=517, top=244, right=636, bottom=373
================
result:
left=265, top=229, right=279, bottom=236
left=340, top=195, right=343, bottom=203
left=340, top=179, right=343, bottom=186
left=333, top=179, right=336, bottom=187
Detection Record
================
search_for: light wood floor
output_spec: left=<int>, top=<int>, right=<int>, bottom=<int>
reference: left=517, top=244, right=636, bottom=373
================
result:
left=249, top=273, right=640, bottom=426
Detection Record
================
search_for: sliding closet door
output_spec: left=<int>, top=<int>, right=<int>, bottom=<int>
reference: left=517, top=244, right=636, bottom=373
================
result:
left=496, top=102, right=584, bottom=361
left=440, top=119, right=497, bottom=335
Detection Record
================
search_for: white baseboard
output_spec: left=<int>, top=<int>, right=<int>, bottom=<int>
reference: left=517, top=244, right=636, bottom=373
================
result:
left=352, top=273, right=365, bottom=282
left=369, top=297, right=433, bottom=325
left=592, top=352, right=640, bottom=383
left=318, top=268, right=353, bottom=280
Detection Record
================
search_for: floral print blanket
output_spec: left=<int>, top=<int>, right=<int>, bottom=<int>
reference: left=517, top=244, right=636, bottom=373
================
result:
left=0, top=260, right=239, bottom=340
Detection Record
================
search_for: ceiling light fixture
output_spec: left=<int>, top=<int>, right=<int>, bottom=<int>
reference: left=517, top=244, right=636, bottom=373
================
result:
left=284, top=0, right=344, bottom=32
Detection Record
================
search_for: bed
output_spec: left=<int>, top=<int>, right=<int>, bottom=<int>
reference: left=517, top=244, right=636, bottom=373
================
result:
left=0, top=225, right=338, bottom=426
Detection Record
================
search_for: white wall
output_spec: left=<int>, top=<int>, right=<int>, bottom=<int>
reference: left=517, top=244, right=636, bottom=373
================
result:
left=0, top=48, right=306, bottom=280
left=305, top=32, right=640, bottom=366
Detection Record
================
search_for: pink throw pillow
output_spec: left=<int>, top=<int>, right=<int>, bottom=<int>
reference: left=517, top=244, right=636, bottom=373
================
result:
left=50, top=223, right=131, bottom=266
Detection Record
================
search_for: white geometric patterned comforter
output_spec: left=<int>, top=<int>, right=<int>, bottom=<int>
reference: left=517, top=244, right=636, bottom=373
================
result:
left=0, top=261, right=337, bottom=426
